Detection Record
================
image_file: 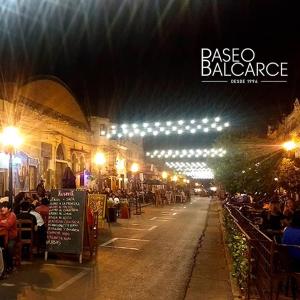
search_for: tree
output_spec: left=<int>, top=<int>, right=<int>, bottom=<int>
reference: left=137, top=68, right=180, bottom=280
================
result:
left=209, top=132, right=282, bottom=194
left=277, top=158, right=300, bottom=193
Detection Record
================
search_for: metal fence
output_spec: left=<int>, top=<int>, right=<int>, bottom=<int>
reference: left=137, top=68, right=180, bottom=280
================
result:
left=225, top=205, right=275, bottom=300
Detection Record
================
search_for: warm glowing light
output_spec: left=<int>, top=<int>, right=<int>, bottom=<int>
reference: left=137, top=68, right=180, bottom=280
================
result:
left=131, top=163, right=139, bottom=173
left=116, top=159, right=125, bottom=171
left=0, top=126, right=23, bottom=149
left=282, top=140, right=297, bottom=151
left=94, top=152, right=106, bottom=165
left=172, top=175, right=178, bottom=182
left=274, top=177, right=279, bottom=181
left=162, top=171, right=168, bottom=179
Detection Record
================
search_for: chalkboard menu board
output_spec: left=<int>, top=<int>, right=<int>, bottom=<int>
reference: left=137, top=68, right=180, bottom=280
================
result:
left=88, top=194, right=106, bottom=219
left=46, top=189, right=86, bottom=255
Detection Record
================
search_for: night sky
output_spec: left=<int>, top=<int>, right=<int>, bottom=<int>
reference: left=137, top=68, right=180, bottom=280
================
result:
left=1, top=0, right=300, bottom=149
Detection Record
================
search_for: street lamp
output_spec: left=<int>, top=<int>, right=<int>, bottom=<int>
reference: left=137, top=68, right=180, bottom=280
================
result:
left=131, top=163, right=139, bottom=173
left=131, top=163, right=139, bottom=192
left=94, top=152, right=106, bottom=192
left=0, top=126, right=23, bottom=207
left=162, top=171, right=168, bottom=180
left=282, top=140, right=297, bottom=151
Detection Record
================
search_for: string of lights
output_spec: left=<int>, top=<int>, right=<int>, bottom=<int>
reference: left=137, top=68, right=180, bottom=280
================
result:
left=146, top=148, right=226, bottom=158
left=165, top=162, right=214, bottom=179
left=184, top=170, right=214, bottom=179
left=166, top=162, right=207, bottom=168
left=107, top=117, right=230, bottom=138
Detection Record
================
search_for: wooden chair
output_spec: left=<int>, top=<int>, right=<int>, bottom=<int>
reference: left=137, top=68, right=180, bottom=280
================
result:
left=16, top=219, right=34, bottom=261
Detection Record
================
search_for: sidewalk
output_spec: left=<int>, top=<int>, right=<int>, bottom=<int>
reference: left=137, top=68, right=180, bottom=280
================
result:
left=185, top=199, right=235, bottom=300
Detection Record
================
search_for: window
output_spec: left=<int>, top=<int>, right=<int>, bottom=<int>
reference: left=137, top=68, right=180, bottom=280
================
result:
left=43, top=158, right=49, bottom=174
left=72, top=153, right=78, bottom=173
left=100, top=124, right=107, bottom=136
left=56, top=144, right=65, bottom=160
left=41, top=142, right=52, bottom=159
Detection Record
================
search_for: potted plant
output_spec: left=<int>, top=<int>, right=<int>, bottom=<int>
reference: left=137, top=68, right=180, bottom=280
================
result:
left=107, top=198, right=117, bottom=222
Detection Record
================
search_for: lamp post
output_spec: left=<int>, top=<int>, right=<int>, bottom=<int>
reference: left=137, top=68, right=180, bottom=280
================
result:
left=162, top=171, right=168, bottom=188
left=0, top=126, right=23, bottom=207
left=94, top=152, right=106, bottom=192
left=274, top=177, right=279, bottom=194
left=171, top=175, right=178, bottom=191
left=116, top=158, right=125, bottom=190
left=131, top=163, right=139, bottom=192
left=131, top=163, right=141, bottom=214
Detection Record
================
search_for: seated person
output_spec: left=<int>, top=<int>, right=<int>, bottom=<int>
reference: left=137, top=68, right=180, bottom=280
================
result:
left=13, top=192, right=26, bottom=215
left=282, top=198, right=297, bottom=226
left=261, top=199, right=284, bottom=232
left=29, top=205, right=46, bottom=250
left=0, top=197, right=17, bottom=274
left=282, top=211, right=300, bottom=271
left=35, top=198, right=49, bottom=227
left=17, top=201, right=37, bottom=233
left=31, top=194, right=40, bottom=208
left=35, top=198, right=49, bottom=215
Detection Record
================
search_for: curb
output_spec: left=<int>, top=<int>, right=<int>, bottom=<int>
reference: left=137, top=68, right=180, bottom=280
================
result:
left=183, top=199, right=211, bottom=299
left=216, top=200, right=243, bottom=299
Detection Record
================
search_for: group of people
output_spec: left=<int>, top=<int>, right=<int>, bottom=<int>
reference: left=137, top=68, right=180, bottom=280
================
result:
left=227, top=193, right=300, bottom=270
left=0, top=192, right=49, bottom=278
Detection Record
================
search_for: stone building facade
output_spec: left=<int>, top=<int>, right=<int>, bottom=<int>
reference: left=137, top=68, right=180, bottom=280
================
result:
left=268, top=98, right=300, bottom=142
left=0, top=76, right=144, bottom=196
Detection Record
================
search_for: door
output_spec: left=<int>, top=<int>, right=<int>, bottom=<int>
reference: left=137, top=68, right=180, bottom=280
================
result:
left=55, top=162, right=68, bottom=188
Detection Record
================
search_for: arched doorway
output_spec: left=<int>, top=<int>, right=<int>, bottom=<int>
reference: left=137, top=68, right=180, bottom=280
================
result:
left=55, top=144, right=68, bottom=188
left=71, top=153, right=78, bottom=173
left=79, top=155, right=85, bottom=172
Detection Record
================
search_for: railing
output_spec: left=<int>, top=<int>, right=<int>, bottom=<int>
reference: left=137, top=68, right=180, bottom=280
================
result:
left=224, top=205, right=274, bottom=300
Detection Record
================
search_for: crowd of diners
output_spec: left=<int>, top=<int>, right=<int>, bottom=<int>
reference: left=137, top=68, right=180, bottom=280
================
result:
left=0, top=182, right=190, bottom=279
left=100, top=187, right=191, bottom=206
left=225, top=193, right=300, bottom=270
left=0, top=192, right=49, bottom=278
